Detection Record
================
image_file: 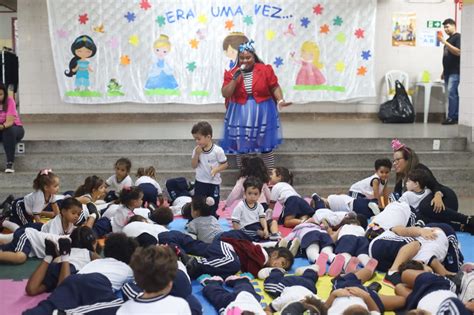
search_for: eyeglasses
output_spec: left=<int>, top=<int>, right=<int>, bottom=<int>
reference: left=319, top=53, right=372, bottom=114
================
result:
left=392, top=157, right=404, bottom=164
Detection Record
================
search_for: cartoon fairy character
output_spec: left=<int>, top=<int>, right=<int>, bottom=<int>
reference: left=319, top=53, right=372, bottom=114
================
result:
left=64, top=35, right=97, bottom=91
left=292, top=41, right=326, bottom=85
left=222, top=32, right=249, bottom=70
left=144, top=34, right=178, bottom=90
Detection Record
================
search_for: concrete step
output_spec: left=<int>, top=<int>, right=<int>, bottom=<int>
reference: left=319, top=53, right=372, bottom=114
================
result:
left=8, top=151, right=474, bottom=172
left=0, top=167, right=472, bottom=195
left=13, top=137, right=467, bottom=154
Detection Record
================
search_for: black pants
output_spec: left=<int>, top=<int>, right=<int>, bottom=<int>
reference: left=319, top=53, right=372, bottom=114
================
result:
left=0, top=125, right=24, bottom=163
left=419, top=185, right=467, bottom=228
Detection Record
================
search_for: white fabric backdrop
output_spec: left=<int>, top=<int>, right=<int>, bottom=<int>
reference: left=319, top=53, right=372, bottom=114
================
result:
left=47, top=0, right=376, bottom=104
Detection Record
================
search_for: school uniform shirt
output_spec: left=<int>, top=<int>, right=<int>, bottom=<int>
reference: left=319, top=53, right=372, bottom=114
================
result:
left=231, top=200, right=265, bottom=228
left=371, top=201, right=412, bottom=230
left=192, top=144, right=227, bottom=185
left=122, top=221, right=168, bottom=241
left=53, top=248, right=91, bottom=270
left=270, top=285, right=318, bottom=312
left=271, top=182, right=300, bottom=204
left=110, top=205, right=134, bottom=233
left=117, top=294, right=191, bottom=315
left=327, top=194, right=354, bottom=212
left=349, top=174, right=385, bottom=199
left=398, top=189, right=432, bottom=210
left=78, top=257, right=133, bottom=291
left=170, top=196, right=192, bottom=216
left=23, top=190, right=57, bottom=216
left=285, top=222, right=325, bottom=242
left=106, top=174, right=133, bottom=192
left=338, top=224, right=365, bottom=239
left=413, top=228, right=449, bottom=264
left=418, top=290, right=458, bottom=314
left=41, top=214, right=75, bottom=235
left=312, top=209, right=348, bottom=227
left=328, top=296, right=380, bottom=315
left=186, top=216, right=223, bottom=243
left=135, top=176, right=162, bottom=194
left=225, top=291, right=266, bottom=315
left=23, top=228, right=64, bottom=258
left=225, top=177, right=272, bottom=207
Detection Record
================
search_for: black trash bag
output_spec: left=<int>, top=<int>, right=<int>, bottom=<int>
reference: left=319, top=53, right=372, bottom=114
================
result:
left=378, top=80, right=415, bottom=123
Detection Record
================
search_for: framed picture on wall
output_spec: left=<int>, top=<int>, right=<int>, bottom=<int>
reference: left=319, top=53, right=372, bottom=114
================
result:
left=11, top=17, right=17, bottom=52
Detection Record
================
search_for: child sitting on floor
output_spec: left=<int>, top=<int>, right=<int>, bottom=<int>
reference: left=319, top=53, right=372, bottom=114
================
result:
left=269, top=167, right=315, bottom=228
left=135, top=166, right=163, bottom=207
left=41, top=198, right=95, bottom=235
left=105, top=157, right=134, bottom=202
left=231, top=176, right=280, bottom=241
left=186, top=195, right=222, bottom=243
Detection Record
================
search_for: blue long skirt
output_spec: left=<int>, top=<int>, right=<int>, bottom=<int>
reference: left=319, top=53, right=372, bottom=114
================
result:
left=220, top=97, right=282, bottom=153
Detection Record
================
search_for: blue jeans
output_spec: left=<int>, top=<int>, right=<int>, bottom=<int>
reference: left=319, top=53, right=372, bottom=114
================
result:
left=444, top=74, right=459, bottom=120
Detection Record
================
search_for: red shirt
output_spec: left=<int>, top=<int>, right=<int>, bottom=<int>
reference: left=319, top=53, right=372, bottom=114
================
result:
left=223, top=63, right=280, bottom=105
left=222, top=237, right=267, bottom=277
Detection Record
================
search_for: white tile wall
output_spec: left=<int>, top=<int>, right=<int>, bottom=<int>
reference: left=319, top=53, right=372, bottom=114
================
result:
left=459, top=4, right=474, bottom=129
left=17, top=0, right=465, bottom=115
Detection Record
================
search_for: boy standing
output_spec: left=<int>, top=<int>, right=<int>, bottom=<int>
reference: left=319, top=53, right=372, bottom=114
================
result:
left=191, top=121, right=228, bottom=218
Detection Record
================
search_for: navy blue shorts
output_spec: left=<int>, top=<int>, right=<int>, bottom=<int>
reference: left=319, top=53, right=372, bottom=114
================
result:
left=278, top=196, right=315, bottom=224
left=264, top=268, right=317, bottom=298
left=194, top=181, right=220, bottom=218
left=42, top=263, right=78, bottom=292
left=348, top=191, right=366, bottom=199
left=92, top=217, right=112, bottom=237
left=333, top=273, right=385, bottom=313
left=166, top=177, right=191, bottom=202
left=138, top=183, right=158, bottom=206
left=370, top=238, right=411, bottom=272
left=1, top=227, right=31, bottom=255
left=300, top=230, right=333, bottom=250
left=335, top=235, right=369, bottom=256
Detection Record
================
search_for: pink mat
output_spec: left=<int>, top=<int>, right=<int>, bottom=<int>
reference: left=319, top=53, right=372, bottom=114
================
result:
left=0, top=279, right=49, bottom=315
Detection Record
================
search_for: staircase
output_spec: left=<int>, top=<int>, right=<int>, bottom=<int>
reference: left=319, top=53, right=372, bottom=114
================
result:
left=1, top=137, right=472, bottom=201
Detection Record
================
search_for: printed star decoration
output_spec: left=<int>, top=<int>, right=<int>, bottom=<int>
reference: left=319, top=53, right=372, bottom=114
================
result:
left=335, top=61, right=345, bottom=72
left=357, top=66, right=367, bottom=76
left=265, top=30, right=276, bottom=41
left=186, top=62, right=197, bottom=72
left=361, top=50, right=372, bottom=60
left=125, top=12, right=136, bottom=23
left=313, top=4, right=323, bottom=15
left=129, top=35, right=139, bottom=46
left=156, top=16, right=166, bottom=27
left=300, top=17, right=310, bottom=28
left=243, top=15, right=253, bottom=26
left=197, top=14, right=208, bottom=24
left=333, top=16, right=343, bottom=26
left=320, top=24, right=330, bottom=34
left=78, top=13, right=89, bottom=25
left=335, top=32, right=346, bottom=43
left=225, top=20, right=234, bottom=30
left=354, top=28, right=365, bottom=39
left=120, top=55, right=131, bottom=65
left=189, top=38, right=199, bottom=49
left=140, top=0, right=151, bottom=10
left=274, top=57, right=284, bottom=68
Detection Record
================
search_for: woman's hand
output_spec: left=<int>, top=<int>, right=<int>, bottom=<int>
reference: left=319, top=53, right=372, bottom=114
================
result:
left=431, top=193, right=445, bottom=213
left=277, top=99, right=292, bottom=111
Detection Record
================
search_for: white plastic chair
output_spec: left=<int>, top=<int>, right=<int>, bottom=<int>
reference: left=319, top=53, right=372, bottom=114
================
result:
left=384, top=70, right=411, bottom=102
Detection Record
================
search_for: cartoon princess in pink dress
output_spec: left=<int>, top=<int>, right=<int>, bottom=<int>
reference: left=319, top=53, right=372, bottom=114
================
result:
left=293, top=41, right=326, bottom=85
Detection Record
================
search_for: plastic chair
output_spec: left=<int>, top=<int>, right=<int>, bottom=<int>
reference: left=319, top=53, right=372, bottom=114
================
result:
left=384, top=70, right=411, bottom=102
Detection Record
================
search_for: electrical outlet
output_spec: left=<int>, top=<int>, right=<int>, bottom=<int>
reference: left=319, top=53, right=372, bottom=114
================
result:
left=433, top=139, right=440, bottom=151
left=17, top=143, right=25, bottom=154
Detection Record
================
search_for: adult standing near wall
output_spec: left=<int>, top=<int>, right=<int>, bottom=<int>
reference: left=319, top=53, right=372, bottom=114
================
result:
left=391, top=139, right=473, bottom=234
left=438, top=18, right=461, bottom=125
left=0, top=84, right=24, bottom=173
left=220, top=40, right=291, bottom=169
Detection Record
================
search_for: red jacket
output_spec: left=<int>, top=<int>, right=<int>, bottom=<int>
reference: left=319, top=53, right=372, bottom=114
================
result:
left=221, top=237, right=266, bottom=277
left=223, top=63, right=280, bottom=105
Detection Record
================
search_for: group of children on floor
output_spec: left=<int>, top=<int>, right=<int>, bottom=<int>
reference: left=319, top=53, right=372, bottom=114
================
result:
left=0, top=120, right=473, bottom=314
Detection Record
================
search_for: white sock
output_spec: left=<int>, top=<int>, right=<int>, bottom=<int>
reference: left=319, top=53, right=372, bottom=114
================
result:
left=2, top=220, right=19, bottom=232
left=306, top=244, right=320, bottom=263
left=341, top=253, right=352, bottom=268
left=0, top=233, right=14, bottom=242
left=358, top=254, right=371, bottom=266
left=322, top=247, right=335, bottom=262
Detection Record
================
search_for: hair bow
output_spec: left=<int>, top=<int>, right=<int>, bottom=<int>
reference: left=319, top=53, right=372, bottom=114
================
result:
left=368, top=222, right=381, bottom=230
left=40, top=169, right=52, bottom=175
left=122, top=186, right=132, bottom=192
left=391, top=138, right=406, bottom=152
left=239, top=40, right=255, bottom=53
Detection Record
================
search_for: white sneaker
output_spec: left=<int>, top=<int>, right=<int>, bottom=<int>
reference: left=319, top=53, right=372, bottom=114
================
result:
left=459, top=271, right=474, bottom=303
left=257, top=267, right=286, bottom=280
left=368, top=202, right=380, bottom=215
left=5, top=162, right=14, bottom=173
left=295, top=264, right=319, bottom=276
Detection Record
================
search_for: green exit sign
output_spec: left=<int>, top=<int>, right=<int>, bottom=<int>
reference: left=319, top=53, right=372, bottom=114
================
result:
left=427, top=20, right=442, bottom=28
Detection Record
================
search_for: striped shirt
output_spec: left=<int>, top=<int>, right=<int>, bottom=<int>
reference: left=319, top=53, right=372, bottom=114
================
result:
left=243, top=71, right=253, bottom=94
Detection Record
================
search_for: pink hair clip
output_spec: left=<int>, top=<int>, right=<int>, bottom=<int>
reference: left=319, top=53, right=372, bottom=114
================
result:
left=391, top=138, right=406, bottom=152
left=40, top=169, right=52, bottom=175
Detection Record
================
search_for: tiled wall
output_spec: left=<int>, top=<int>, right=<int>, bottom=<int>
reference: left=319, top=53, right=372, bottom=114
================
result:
left=459, top=2, right=473, bottom=134
left=17, top=0, right=461, bottom=115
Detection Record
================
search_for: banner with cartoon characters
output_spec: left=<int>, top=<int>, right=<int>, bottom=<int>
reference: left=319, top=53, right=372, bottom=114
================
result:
left=46, top=0, right=376, bottom=104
